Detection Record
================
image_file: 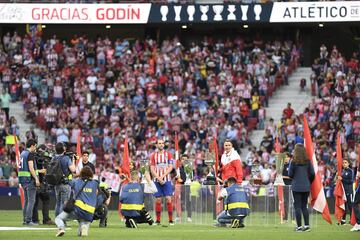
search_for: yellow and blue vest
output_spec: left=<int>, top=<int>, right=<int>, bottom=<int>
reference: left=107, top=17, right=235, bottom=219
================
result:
left=224, top=184, right=250, bottom=216
left=120, top=182, right=144, bottom=217
left=19, top=150, right=38, bottom=185
left=71, top=179, right=98, bottom=221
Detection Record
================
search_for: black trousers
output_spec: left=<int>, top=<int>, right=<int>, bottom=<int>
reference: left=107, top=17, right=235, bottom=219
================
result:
left=179, top=185, right=192, bottom=218
left=93, top=204, right=108, bottom=225
left=342, top=194, right=353, bottom=221
left=125, top=209, right=153, bottom=227
left=32, top=190, right=51, bottom=223
left=292, top=191, right=310, bottom=227
left=283, top=186, right=291, bottom=221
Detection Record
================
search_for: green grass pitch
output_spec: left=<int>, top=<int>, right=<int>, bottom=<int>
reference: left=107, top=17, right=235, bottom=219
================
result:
left=0, top=210, right=357, bottom=240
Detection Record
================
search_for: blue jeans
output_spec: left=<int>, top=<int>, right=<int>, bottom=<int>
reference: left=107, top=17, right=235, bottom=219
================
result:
left=53, top=98, right=63, bottom=105
left=55, top=211, right=90, bottom=235
left=54, top=184, right=71, bottom=217
left=23, top=182, right=37, bottom=223
left=217, top=210, right=244, bottom=224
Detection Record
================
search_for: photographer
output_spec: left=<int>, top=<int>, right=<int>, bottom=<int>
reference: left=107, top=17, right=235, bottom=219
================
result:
left=120, top=170, right=154, bottom=228
left=55, top=166, right=98, bottom=237
left=93, top=179, right=111, bottom=228
left=19, top=139, right=45, bottom=225
left=215, top=177, right=250, bottom=228
left=53, top=142, right=76, bottom=217
left=32, top=144, right=55, bottom=225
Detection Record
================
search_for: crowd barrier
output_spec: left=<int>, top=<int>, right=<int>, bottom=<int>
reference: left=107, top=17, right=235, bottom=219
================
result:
left=143, top=184, right=321, bottom=226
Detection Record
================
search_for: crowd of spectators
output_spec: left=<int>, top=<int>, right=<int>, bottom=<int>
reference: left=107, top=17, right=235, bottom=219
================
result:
left=0, top=27, right=300, bottom=187
left=246, top=43, right=360, bottom=197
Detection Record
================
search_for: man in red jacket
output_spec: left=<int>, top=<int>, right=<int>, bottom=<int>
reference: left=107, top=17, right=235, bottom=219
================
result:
left=220, top=139, right=243, bottom=184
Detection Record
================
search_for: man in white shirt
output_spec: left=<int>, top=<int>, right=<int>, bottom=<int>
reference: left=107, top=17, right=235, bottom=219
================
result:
left=260, top=162, right=272, bottom=185
left=88, top=148, right=96, bottom=165
left=87, top=71, right=98, bottom=94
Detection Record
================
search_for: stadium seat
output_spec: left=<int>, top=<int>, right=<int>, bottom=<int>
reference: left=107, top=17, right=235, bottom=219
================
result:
left=347, top=139, right=355, bottom=149
left=36, top=116, right=46, bottom=130
left=267, top=84, right=274, bottom=97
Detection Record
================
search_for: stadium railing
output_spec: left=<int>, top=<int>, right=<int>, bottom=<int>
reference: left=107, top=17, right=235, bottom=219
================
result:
left=143, top=184, right=321, bottom=227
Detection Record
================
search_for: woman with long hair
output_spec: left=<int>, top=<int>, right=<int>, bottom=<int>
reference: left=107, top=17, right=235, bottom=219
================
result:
left=55, top=166, right=98, bottom=237
left=288, top=144, right=315, bottom=232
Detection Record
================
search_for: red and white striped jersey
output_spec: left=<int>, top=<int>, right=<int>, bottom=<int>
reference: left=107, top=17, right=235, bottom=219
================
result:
left=150, top=151, right=173, bottom=182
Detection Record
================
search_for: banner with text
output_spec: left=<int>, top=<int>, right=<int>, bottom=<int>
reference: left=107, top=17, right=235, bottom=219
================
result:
left=270, top=1, right=360, bottom=23
left=0, top=2, right=359, bottom=24
left=0, top=3, right=152, bottom=24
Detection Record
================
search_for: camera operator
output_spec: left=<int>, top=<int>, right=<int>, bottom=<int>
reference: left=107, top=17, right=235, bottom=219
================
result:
left=93, top=179, right=111, bottom=227
left=19, top=139, right=45, bottom=225
left=53, top=142, right=76, bottom=217
left=32, top=144, right=55, bottom=225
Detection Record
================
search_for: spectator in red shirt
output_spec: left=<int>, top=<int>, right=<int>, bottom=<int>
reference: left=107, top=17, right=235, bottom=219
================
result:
left=283, top=103, right=294, bottom=120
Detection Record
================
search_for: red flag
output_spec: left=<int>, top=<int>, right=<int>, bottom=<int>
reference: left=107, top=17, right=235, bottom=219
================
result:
left=214, top=137, right=219, bottom=179
left=351, top=144, right=360, bottom=225
left=275, top=137, right=285, bottom=220
left=14, top=134, right=24, bottom=209
left=121, top=136, right=130, bottom=179
left=76, top=131, right=82, bottom=167
left=334, top=134, right=346, bottom=223
left=303, top=116, right=332, bottom=224
left=175, top=133, right=180, bottom=169
left=118, top=136, right=130, bottom=218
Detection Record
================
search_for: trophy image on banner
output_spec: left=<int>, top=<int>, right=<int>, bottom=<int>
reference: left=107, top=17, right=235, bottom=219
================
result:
left=274, top=153, right=286, bottom=186
left=160, top=5, right=169, bottom=21
left=227, top=5, right=236, bottom=21
left=213, top=5, right=223, bottom=21
left=204, top=146, right=216, bottom=185
left=200, top=5, right=209, bottom=21
left=174, top=5, right=182, bottom=22
left=183, top=158, right=193, bottom=185
left=187, top=5, right=195, bottom=21
left=240, top=5, right=248, bottom=21
left=254, top=4, right=262, bottom=21
left=139, top=159, right=149, bottom=184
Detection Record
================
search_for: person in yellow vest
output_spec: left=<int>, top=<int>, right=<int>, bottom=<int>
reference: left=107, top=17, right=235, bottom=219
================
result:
left=215, top=177, right=250, bottom=228
left=55, top=166, right=98, bottom=237
left=19, top=139, right=45, bottom=225
left=120, top=171, right=154, bottom=228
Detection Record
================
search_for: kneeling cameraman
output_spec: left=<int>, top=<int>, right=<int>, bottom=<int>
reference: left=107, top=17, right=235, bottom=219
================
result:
left=32, top=144, right=54, bottom=225
left=120, top=171, right=154, bottom=228
left=93, top=179, right=111, bottom=227
left=215, top=177, right=250, bottom=228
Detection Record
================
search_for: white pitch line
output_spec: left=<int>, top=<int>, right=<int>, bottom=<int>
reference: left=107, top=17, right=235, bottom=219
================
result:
left=0, top=227, right=71, bottom=231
